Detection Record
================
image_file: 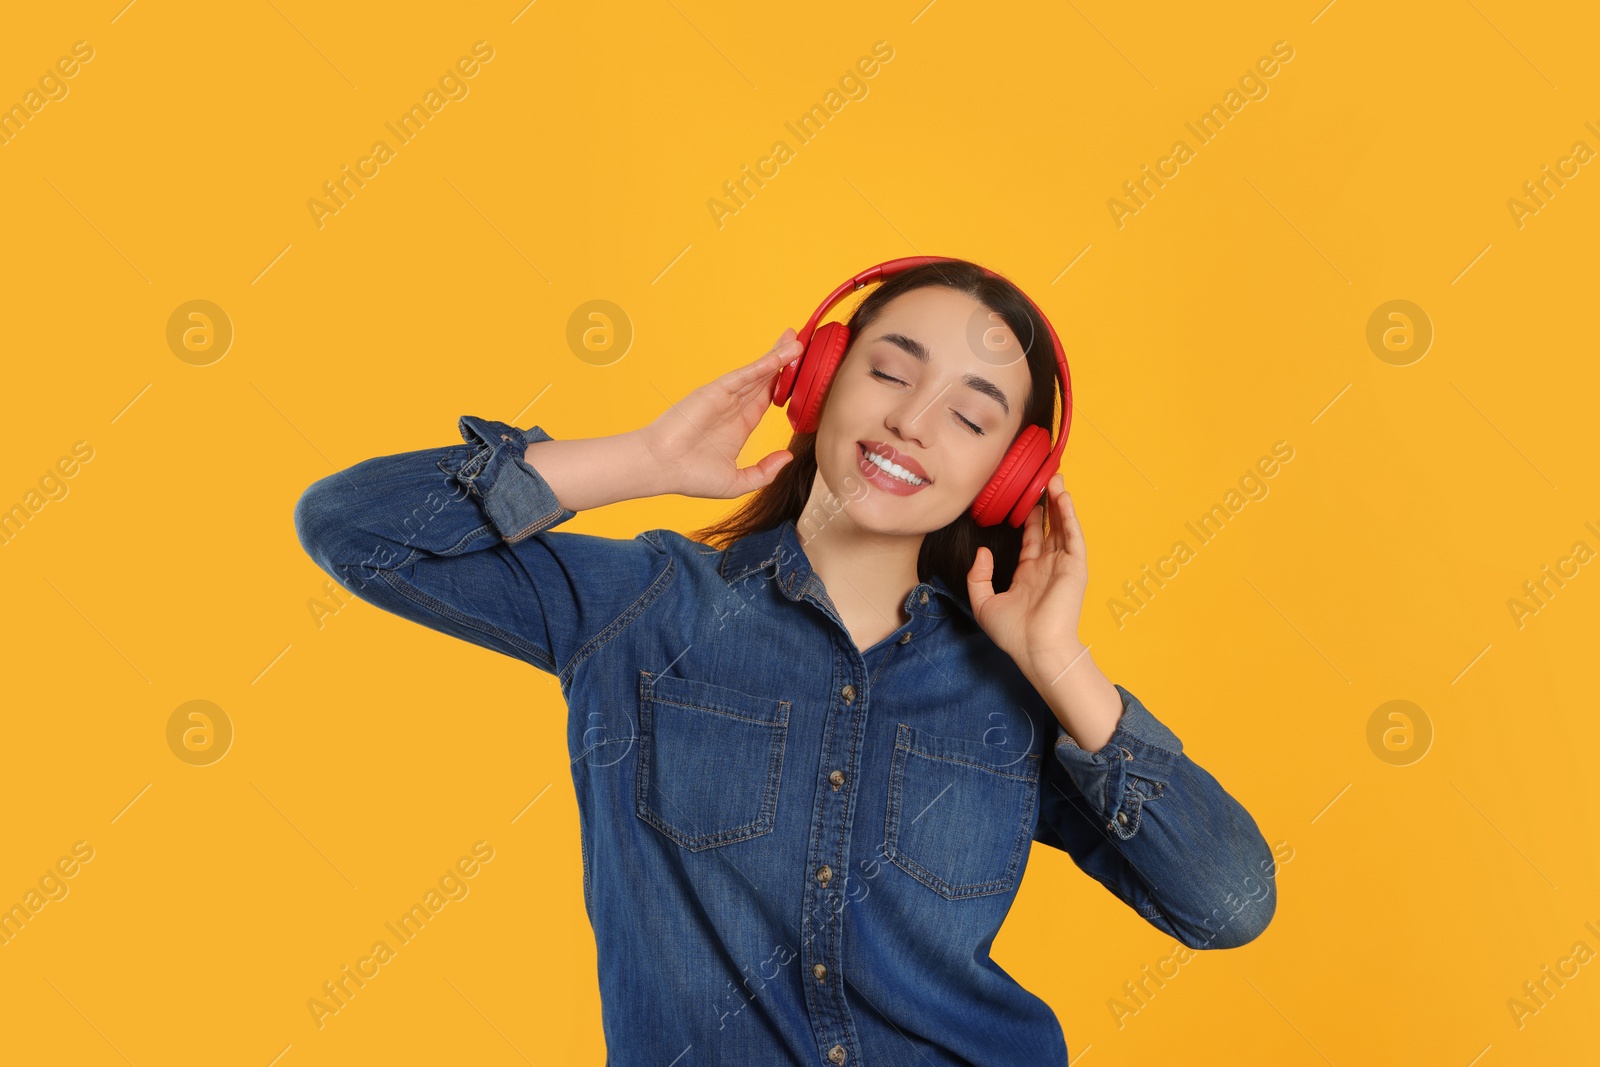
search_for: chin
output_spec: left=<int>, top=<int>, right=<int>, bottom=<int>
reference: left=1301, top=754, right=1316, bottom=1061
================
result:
left=836, top=481, right=961, bottom=538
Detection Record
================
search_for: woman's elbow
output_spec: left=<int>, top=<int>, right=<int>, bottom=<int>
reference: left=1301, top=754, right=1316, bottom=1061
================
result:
left=1203, top=879, right=1276, bottom=949
left=293, top=477, right=382, bottom=588
left=1175, top=832, right=1280, bottom=950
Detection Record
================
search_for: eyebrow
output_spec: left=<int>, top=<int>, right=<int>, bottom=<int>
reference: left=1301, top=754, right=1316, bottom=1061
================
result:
left=871, top=332, right=1012, bottom=417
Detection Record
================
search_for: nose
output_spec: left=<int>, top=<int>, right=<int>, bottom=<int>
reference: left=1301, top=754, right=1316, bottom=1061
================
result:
left=886, top=381, right=949, bottom=451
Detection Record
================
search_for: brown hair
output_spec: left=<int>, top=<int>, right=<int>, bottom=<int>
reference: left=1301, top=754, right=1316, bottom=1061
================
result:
left=686, top=258, right=1063, bottom=606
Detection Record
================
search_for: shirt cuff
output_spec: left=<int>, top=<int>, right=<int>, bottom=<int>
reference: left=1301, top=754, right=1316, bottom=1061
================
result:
left=444, top=415, right=577, bottom=544
left=1053, top=684, right=1185, bottom=840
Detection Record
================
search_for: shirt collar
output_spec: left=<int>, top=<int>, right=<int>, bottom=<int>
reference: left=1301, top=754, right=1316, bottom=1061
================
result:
left=718, top=519, right=975, bottom=622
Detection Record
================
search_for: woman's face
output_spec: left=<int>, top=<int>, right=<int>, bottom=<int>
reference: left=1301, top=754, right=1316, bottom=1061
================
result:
left=813, top=285, right=1034, bottom=536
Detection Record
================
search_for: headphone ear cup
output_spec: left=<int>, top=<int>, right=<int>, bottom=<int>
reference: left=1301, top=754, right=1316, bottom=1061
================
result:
left=970, top=424, right=1051, bottom=527
left=786, top=321, right=851, bottom=433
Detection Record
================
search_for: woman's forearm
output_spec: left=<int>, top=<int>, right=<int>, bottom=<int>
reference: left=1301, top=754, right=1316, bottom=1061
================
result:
left=1022, top=643, right=1123, bottom=751
left=523, top=429, right=671, bottom=513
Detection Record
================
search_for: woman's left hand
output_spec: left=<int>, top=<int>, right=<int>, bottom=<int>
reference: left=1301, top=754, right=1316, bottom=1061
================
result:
left=966, top=473, right=1089, bottom=674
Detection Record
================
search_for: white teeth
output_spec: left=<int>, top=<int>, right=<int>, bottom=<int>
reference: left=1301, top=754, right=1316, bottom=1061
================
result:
left=863, top=448, right=926, bottom=485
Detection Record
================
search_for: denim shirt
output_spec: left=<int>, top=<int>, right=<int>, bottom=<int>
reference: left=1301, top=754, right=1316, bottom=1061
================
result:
left=293, top=415, right=1277, bottom=1066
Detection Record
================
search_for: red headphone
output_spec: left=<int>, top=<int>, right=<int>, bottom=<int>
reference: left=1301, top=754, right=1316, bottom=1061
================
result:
left=769, top=256, right=1073, bottom=528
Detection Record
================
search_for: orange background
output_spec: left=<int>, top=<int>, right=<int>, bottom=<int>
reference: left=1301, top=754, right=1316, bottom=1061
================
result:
left=1, top=1, right=1596, bottom=1064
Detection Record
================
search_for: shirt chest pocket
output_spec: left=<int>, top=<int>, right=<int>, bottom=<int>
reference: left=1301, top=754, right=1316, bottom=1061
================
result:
left=885, top=723, right=1041, bottom=901
left=634, top=671, right=792, bottom=852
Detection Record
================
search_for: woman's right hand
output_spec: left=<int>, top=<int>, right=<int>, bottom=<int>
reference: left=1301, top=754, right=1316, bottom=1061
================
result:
left=641, top=328, right=803, bottom=500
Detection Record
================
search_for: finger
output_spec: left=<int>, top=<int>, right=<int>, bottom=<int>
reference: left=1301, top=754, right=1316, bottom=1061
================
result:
left=724, top=368, right=786, bottom=437
left=734, top=353, right=789, bottom=402
left=966, top=545, right=995, bottom=611
left=723, top=351, right=781, bottom=392
left=737, top=356, right=781, bottom=402
left=727, top=332, right=801, bottom=389
left=1042, top=474, right=1067, bottom=550
left=727, top=348, right=795, bottom=405
left=1017, top=500, right=1045, bottom=563
left=734, top=450, right=792, bottom=493
left=1050, top=474, right=1086, bottom=560
left=737, top=373, right=776, bottom=422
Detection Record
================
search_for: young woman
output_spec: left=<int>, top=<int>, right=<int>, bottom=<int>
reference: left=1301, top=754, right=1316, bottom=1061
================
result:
left=294, top=257, right=1276, bottom=1065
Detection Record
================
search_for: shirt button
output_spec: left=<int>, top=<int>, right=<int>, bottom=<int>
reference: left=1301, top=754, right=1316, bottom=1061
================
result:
left=817, top=864, right=832, bottom=886
left=840, top=684, right=855, bottom=704
left=828, top=1045, right=847, bottom=1064
left=813, top=963, right=828, bottom=982
left=829, top=770, right=846, bottom=788
left=918, top=590, right=929, bottom=605
left=1116, top=811, right=1128, bottom=825
left=898, top=632, right=911, bottom=644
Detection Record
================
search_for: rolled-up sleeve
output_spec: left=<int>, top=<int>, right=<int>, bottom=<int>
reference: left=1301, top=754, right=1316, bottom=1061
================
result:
left=293, top=415, right=671, bottom=681
left=1034, top=685, right=1277, bottom=949
left=451, top=415, right=575, bottom=542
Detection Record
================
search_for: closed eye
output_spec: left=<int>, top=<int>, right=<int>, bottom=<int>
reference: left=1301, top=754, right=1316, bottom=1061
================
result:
left=870, top=369, right=984, bottom=435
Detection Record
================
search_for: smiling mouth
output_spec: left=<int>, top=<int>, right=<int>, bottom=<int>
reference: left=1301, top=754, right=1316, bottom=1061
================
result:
left=857, top=442, right=930, bottom=487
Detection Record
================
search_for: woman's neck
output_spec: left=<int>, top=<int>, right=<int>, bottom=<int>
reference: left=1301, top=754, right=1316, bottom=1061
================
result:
left=795, top=482, right=925, bottom=642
